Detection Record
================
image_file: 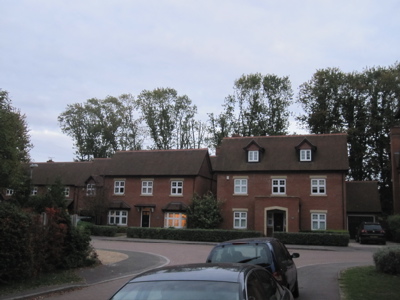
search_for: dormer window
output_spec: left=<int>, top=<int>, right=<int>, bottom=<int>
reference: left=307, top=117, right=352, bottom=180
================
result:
left=243, top=140, right=264, bottom=163
left=296, top=138, right=317, bottom=162
left=300, top=149, right=312, bottom=161
left=248, top=150, right=259, bottom=162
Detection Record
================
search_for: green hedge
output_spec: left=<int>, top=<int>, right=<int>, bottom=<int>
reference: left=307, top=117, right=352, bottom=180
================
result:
left=373, top=247, right=400, bottom=275
left=90, top=225, right=119, bottom=237
left=126, top=227, right=263, bottom=242
left=273, top=232, right=350, bottom=246
left=387, top=215, right=400, bottom=243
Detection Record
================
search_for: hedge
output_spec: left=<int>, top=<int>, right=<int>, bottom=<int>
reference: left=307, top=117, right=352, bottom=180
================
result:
left=126, top=227, right=263, bottom=242
left=373, top=247, right=400, bottom=275
left=273, top=232, right=350, bottom=246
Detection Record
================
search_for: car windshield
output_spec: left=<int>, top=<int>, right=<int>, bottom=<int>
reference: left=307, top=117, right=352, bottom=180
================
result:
left=364, top=224, right=382, bottom=231
left=209, top=244, right=273, bottom=266
left=110, top=280, right=240, bottom=300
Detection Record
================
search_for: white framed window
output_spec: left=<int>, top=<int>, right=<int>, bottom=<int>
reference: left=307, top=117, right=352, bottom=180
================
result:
left=233, top=211, right=247, bottom=229
left=234, top=179, right=248, bottom=194
left=108, top=210, right=128, bottom=226
left=300, top=149, right=312, bottom=161
left=311, top=213, right=326, bottom=230
left=114, top=180, right=125, bottom=195
left=164, top=212, right=187, bottom=228
left=64, top=187, right=70, bottom=197
left=171, top=180, right=183, bottom=195
left=141, top=180, right=153, bottom=195
left=272, top=179, right=286, bottom=194
left=6, top=189, right=14, bottom=196
left=248, top=150, right=259, bottom=162
left=86, top=183, right=96, bottom=196
left=311, top=179, right=326, bottom=195
left=31, top=187, right=38, bottom=195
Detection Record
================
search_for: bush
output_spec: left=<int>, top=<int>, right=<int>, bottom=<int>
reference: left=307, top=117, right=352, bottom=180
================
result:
left=273, top=232, right=350, bottom=246
left=127, top=227, right=263, bottom=242
left=0, top=203, right=96, bottom=284
left=373, top=247, right=400, bottom=275
left=387, top=215, right=400, bottom=243
left=90, top=225, right=118, bottom=237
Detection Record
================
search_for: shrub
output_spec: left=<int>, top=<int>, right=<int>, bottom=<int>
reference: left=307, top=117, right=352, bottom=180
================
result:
left=90, top=225, right=118, bottom=237
left=273, top=232, right=349, bottom=246
left=387, top=215, right=400, bottom=243
left=186, top=192, right=223, bottom=229
left=373, top=247, right=400, bottom=275
left=127, top=227, right=262, bottom=242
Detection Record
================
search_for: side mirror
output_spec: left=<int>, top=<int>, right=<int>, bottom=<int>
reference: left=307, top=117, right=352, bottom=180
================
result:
left=291, top=253, right=300, bottom=259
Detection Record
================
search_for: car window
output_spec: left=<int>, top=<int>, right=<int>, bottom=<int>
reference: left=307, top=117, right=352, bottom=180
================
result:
left=364, top=224, right=382, bottom=231
left=110, top=281, right=240, bottom=300
left=271, top=241, right=290, bottom=264
left=246, top=270, right=278, bottom=300
left=209, top=244, right=273, bottom=265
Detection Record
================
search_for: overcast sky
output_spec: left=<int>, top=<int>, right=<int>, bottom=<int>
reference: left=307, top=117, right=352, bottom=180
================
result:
left=1, top=0, right=399, bottom=162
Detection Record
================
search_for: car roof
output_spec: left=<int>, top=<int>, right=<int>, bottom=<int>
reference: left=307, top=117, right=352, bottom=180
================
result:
left=216, top=237, right=279, bottom=245
left=128, top=263, right=261, bottom=283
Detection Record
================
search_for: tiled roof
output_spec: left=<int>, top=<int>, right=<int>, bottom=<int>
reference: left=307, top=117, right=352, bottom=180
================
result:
left=214, top=134, right=349, bottom=172
left=29, top=159, right=109, bottom=186
left=346, top=181, right=382, bottom=213
left=105, top=148, right=210, bottom=176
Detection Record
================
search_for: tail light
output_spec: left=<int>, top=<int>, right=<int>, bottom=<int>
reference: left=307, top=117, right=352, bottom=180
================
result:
left=272, top=271, right=283, bottom=282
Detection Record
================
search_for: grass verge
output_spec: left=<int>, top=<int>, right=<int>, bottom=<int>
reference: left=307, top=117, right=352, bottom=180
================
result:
left=340, top=266, right=400, bottom=300
left=0, top=270, right=83, bottom=296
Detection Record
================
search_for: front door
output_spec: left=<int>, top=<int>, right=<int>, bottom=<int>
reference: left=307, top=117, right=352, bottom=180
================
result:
left=267, top=209, right=287, bottom=236
left=274, top=212, right=284, bottom=232
left=141, top=211, right=150, bottom=227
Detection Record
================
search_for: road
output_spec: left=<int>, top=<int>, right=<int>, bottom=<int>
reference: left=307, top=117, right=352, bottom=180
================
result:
left=41, top=238, right=381, bottom=300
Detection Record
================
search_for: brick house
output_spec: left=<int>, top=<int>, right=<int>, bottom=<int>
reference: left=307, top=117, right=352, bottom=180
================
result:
left=213, top=134, right=349, bottom=236
left=20, top=149, right=215, bottom=228
left=2, top=134, right=364, bottom=234
left=390, top=125, right=400, bottom=215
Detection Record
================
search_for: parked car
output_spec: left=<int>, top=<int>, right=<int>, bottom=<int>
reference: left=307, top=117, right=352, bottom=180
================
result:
left=109, top=263, right=294, bottom=300
left=355, top=222, right=386, bottom=245
left=206, top=237, right=300, bottom=298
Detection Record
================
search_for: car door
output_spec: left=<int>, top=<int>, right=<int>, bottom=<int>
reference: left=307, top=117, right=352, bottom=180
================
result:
left=271, top=241, right=297, bottom=290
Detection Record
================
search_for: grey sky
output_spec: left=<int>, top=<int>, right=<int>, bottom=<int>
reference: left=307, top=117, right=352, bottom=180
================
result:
left=1, top=0, right=399, bottom=162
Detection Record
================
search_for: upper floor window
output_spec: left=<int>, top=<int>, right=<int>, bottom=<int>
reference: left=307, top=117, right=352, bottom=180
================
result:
left=233, top=211, right=247, bottom=229
left=311, top=178, right=326, bottom=195
left=114, top=180, right=125, bottom=195
left=86, top=184, right=96, bottom=196
left=171, top=180, right=183, bottom=196
left=272, top=179, right=286, bottom=195
left=234, top=178, right=248, bottom=195
left=141, top=180, right=153, bottom=195
left=64, top=187, right=70, bottom=197
left=311, top=213, right=326, bottom=230
left=300, top=149, right=312, bottom=161
left=248, top=150, right=259, bottom=162
left=6, top=189, right=14, bottom=196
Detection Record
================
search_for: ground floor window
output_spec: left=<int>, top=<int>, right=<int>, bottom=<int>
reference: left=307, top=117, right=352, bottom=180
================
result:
left=108, top=210, right=128, bottom=226
left=164, top=212, right=186, bottom=228
left=233, top=211, right=247, bottom=229
left=311, top=213, right=326, bottom=230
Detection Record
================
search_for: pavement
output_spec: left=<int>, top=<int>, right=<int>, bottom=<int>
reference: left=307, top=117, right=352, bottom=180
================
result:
left=0, top=236, right=397, bottom=300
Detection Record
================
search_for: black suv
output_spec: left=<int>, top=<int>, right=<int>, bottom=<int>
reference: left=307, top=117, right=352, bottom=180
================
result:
left=355, top=222, right=386, bottom=245
left=206, top=237, right=300, bottom=298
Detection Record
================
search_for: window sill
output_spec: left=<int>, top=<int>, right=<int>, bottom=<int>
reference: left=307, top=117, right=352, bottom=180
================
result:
left=271, top=194, right=287, bottom=197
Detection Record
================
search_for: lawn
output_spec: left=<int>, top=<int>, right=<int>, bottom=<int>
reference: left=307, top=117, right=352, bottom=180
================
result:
left=340, top=266, right=400, bottom=300
left=0, top=270, right=83, bottom=297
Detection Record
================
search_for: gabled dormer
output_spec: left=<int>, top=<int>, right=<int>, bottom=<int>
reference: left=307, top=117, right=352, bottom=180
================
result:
left=243, top=140, right=265, bottom=163
left=295, top=138, right=317, bottom=162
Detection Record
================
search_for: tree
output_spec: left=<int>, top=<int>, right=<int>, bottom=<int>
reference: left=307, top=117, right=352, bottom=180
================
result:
left=0, top=89, right=31, bottom=189
left=207, top=73, right=293, bottom=150
left=137, top=88, right=204, bottom=149
left=58, top=94, right=143, bottom=160
left=186, top=192, right=223, bottom=229
left=296, top=63, right=400, bottom=214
